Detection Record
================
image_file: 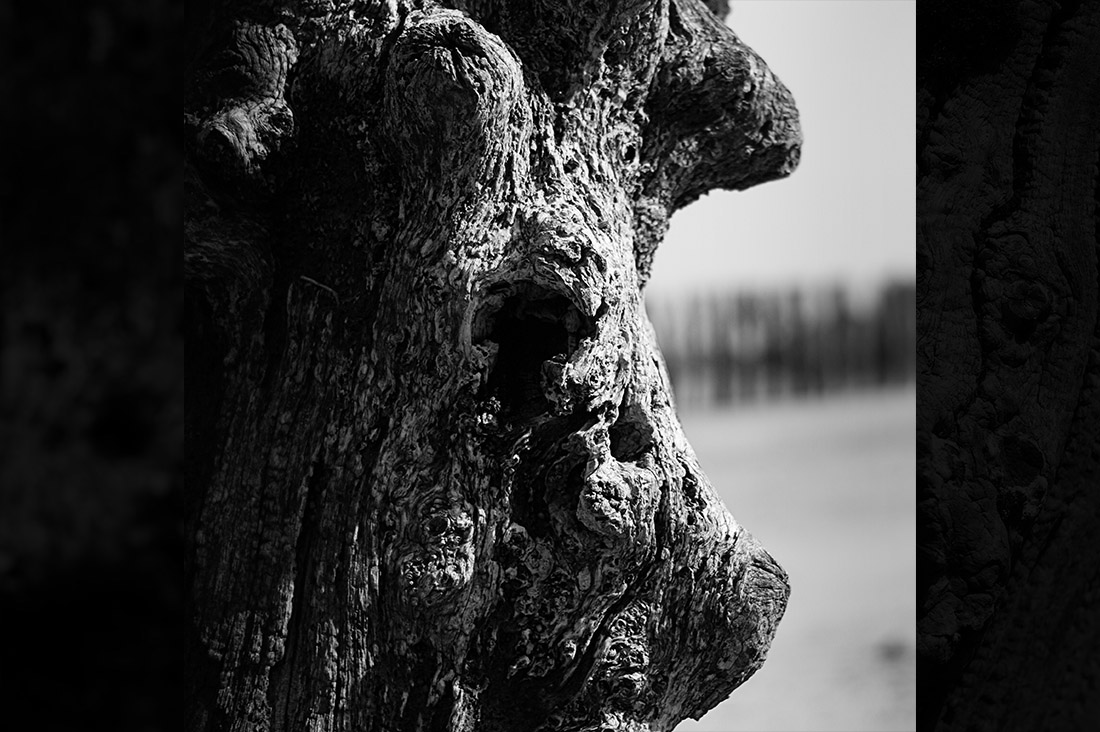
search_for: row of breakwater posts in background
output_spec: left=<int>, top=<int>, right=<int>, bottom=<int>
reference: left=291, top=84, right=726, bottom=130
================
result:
left=646, top=280, right=916, bottom=408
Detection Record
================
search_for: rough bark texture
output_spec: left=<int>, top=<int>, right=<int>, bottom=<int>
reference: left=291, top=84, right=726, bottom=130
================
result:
left=185, top=1, right=799, bottom=729
left=917, top=0, right=1100, bottom=729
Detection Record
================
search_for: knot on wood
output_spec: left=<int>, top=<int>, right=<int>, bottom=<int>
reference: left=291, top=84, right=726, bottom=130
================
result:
left=643, top=0, right=800, bottom=208
left=189, top=21, right=299, bottom=192
left=384, top=10, right=526, bottom=174
left=976, top=227, right=1063, bottom=359
left=577, top=459, right=656, bottom=545
left=396, top=507, right=476, bottom=609
left=520, top=203, right=595, bottom=269
left=676, top=529, right=789, bottom=717
left=992, top=433, right=1048, bottom=534
left=1001, top=278, right=1052, bottom=338
left=196, top=100, right=295, bottom=175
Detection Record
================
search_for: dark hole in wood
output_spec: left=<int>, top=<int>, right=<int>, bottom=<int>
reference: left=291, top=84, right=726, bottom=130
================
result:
left=484, top=290, right=591, bottom=422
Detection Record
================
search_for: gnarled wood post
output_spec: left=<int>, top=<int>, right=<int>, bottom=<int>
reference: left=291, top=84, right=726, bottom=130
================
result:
left=185, top=1, right=800, bottom=729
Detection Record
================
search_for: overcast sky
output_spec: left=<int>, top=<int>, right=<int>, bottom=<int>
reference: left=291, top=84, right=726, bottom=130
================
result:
left=646, top=0, right=915, bottom=297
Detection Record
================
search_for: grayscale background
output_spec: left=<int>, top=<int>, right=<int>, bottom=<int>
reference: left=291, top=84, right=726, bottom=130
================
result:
left=649, top=2, right=916, bottom=730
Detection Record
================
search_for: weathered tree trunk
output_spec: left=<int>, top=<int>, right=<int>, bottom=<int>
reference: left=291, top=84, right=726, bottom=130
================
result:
left=917, top=0, right=1100, bottom=729
left=185, top=1, right=799, bottom=729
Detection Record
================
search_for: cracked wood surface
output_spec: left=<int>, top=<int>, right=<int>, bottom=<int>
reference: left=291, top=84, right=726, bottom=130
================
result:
left=185, top=1, right=799, bottom=729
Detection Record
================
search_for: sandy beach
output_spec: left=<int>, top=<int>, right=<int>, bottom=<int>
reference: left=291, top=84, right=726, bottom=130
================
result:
left=673, top=385, right=915, bottom=732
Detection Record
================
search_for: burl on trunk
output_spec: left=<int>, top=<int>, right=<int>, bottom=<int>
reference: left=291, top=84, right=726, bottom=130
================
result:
left=185, top=1, right=800, bottom=729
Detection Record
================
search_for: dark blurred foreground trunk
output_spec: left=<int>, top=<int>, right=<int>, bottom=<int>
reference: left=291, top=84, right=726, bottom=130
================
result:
left=917, top=0, right=1100, bottom=728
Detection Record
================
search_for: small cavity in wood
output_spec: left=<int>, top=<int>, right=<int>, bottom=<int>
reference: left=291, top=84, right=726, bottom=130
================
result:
left=478, top=285, right=595, bottom=421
